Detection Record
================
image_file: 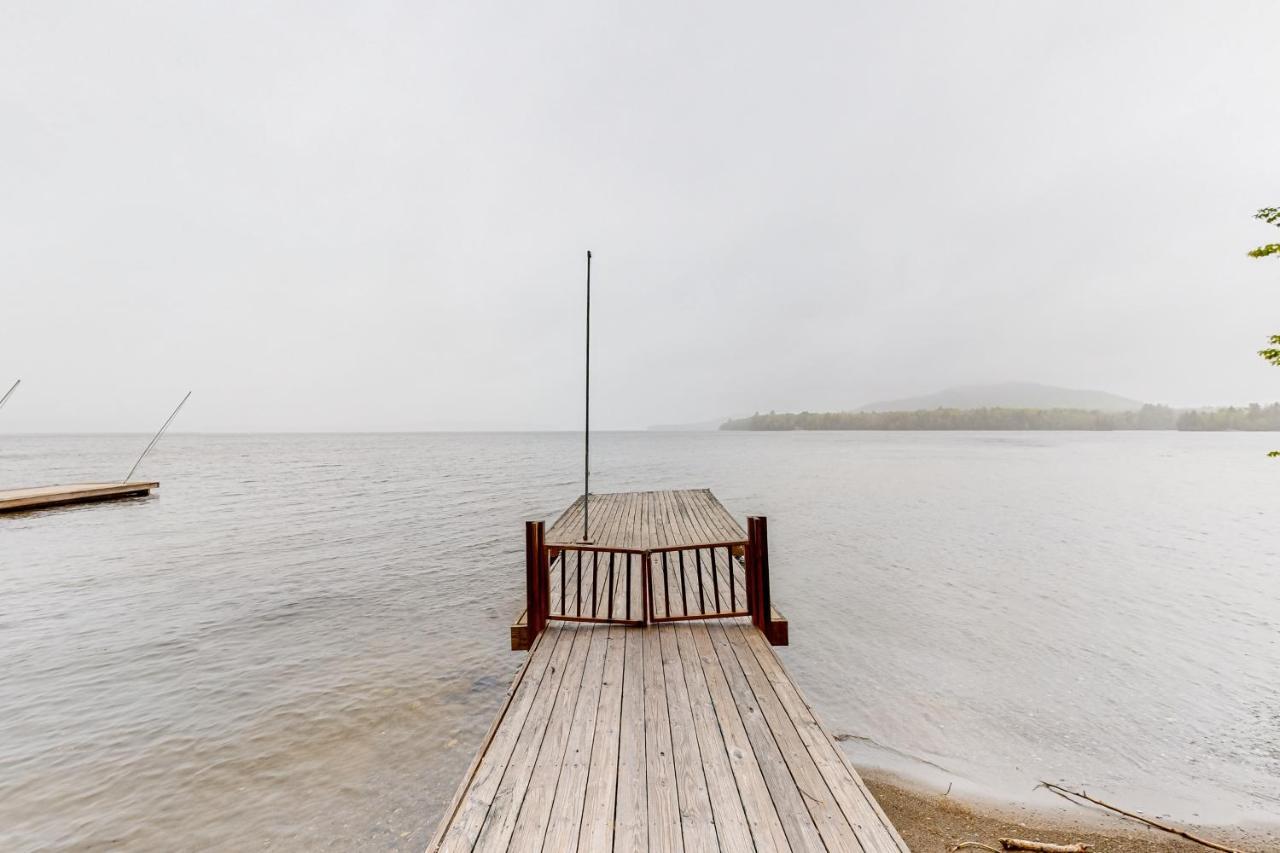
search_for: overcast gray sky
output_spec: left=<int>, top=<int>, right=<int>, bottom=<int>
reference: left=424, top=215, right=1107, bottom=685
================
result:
left=2, top=1, right=1278, bottom=431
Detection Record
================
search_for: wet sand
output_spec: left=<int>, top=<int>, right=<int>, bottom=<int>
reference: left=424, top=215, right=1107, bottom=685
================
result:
left=860, top=768, right=1278, bottom=853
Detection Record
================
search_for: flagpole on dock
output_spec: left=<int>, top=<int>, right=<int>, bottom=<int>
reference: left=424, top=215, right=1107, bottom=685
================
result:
left=123, top=391, right=191, bottom=483
left=0, top=379, right=20, bottom=412
left=582, top=250, right=592, bottom=543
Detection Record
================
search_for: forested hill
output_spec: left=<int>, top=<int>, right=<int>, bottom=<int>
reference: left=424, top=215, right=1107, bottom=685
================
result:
left=856, top=382, right=1144, bottom=413
left=720, top=404, right=1280, bottom=431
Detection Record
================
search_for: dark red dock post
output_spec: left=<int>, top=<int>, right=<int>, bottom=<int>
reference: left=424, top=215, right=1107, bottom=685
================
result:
left=748, top=516, right=782, bottom=645
left=525, top=520, right=548, bottom=642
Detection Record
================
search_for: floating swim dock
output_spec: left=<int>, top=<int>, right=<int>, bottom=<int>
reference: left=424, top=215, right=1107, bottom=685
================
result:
left=430, top=489, right=906, bottom=852
left=0, top=482, right=159, bottom=514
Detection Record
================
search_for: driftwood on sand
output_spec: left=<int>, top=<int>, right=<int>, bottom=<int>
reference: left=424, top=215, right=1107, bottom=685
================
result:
left=1039, top=781, right=1249, bottom=853
left=1000, top=840, right=1092, bottom=853
left=951, top=840, right=1091, bottom=853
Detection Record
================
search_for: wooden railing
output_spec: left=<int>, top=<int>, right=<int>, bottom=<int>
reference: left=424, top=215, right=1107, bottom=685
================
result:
left=647, top=544, right=749, bottom=622
left=547, top=544, right=647, bottom=625
left=522, top=516, right=780, bottom=646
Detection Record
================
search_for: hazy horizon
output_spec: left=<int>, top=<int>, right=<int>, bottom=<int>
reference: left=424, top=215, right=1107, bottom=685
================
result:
left=9, top=383, right=1280, bottom=435
left=4, top=2, right=1279, bottom=432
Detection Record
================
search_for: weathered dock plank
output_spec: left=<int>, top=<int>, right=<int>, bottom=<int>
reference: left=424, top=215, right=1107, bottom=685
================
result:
left=540, top=625, right=609, bottom=851
left=614, top=627, right=648, bottom=852
left=545, top=489, right=746, bottom=550
left=657, top=625, right=717, bottom=853
left=671, top=622, right=755, bottom=852
left=0, top=482, right=159, bottom=514
left=430, top=489, right=906, bottom=852
left=699, top=621, right=822, bottom=851
left=713, top=621, right=852, bottom=852
left=576, top=625, right=625, bottom=852
left=431, top=620, right=908, bottom=852
left=642, top=625, right=681, bottom=853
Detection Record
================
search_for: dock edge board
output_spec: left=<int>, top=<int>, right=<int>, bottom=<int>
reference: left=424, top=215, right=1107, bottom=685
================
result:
left=0, top=483, right=160, bottom=514
left=510, top=604, right=788, bottom=650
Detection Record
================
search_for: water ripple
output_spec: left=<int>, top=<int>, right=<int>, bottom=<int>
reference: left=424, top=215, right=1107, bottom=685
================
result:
left=1, top=431, right=1277, bottom=850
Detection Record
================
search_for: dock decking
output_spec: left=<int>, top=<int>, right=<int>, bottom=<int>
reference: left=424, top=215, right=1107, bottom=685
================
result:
left=544, top=489, right=748, bottom=551
left=0, top=482, right=159, bottom=514
left=431, top=489, right=906, bottom=852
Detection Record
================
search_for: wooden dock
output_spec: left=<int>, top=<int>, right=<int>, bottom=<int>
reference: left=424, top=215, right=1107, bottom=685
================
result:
left=512, top=491, right=787, bottom=650
left=430, top=489, right=906, bottom=852
left=0, top=482, right=159, bottom=514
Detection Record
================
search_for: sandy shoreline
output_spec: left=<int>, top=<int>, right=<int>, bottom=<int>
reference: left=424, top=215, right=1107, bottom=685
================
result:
left=859, top=767, right=1279, bottom=853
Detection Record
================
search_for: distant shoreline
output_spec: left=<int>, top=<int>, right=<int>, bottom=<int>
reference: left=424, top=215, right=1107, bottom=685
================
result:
left=721, top=404, right=1280, bottom=432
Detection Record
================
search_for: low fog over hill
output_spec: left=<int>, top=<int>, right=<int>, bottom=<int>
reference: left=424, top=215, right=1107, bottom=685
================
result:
left=649, top=383, right=1149, bottom=429
left=856, top=382, right=1144, bottom=413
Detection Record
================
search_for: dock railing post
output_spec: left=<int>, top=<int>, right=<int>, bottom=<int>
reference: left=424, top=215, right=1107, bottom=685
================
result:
left=642, top=550, right=652, bottom=624
left=747, top=516, right=774, bottom=641
left=745, top=520, right=758, bottom=625
left=525, top=521, right=548, bottom=644
left=536, top=524, right=549, bottom=636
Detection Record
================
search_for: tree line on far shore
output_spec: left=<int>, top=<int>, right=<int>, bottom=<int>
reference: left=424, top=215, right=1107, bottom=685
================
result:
left=720, top=403, right=1280, bottom=431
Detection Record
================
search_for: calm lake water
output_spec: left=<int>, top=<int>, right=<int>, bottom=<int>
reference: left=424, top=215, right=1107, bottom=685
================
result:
left=1, top=431, right=1278, bottom=850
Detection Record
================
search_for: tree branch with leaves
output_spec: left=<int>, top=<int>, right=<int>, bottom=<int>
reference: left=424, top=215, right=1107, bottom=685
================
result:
left=1249, top=207, right=1280, bottom=258
left=1250, top=207, right=1280, bottom=456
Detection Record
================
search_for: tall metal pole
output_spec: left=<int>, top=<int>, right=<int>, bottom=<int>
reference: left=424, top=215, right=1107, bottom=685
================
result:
left=0, top=379, right=20, bottom=412
left=582, top=250, right=592, bottom=543
left=123, top=391, right=191, bottom=483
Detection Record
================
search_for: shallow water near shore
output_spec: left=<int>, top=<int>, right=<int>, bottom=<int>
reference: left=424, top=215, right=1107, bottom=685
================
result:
left=2, top=431, right=1278, bottom=850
